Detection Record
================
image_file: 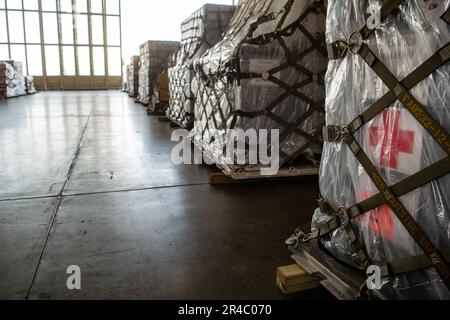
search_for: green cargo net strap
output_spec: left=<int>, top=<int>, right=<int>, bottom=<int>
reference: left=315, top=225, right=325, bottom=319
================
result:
left=378, top=250, right=450, bottom=278
left=342, top=132, right=450, bottom=290
left=348, top=39, right=450, bottom=288
left=317, top=0, right=450, bottom=286
left=348, top=156, right=450, bottom=219
left=320, top=40, right=450, bottom=223
left=442, top=5, right=450, bottom=24
left=345, top=43, right=450, bottom=134
left=310, top=46, right=450, bottom=282
left=327, top=0, right=403, bottom=59
left=302, top=151, right=449, bottom=238
left=357, top=43, right=450, bottom=155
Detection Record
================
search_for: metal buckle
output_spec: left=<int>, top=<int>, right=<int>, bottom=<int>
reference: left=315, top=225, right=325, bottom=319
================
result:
left=323, top=125, right=349, bottom=142
left=347, top=31, right=363, bottom=55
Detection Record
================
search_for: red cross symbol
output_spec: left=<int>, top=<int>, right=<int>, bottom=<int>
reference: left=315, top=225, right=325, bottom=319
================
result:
left=369, top=110, right=415, bottom=170
left=358, top=193, right=395, bottom=240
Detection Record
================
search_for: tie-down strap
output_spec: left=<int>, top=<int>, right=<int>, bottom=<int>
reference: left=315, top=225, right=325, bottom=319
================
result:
left=327, top=0, right=405, bottom=60
left=378, top=250, right=450, bottom=278
left=327, top=1, right=450, bottom=60
left=311, top=0, right=450, bottom=289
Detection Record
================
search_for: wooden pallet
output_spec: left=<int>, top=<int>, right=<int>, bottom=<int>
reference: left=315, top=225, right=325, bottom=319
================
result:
left=158, top=117, right=171, bottom=123
left=288, top=240, right=366, bottom=300
left=166, top=116, right=191, bottom=130
left=208, top=167, right=319, bottom=185
left=276, top=264, right=323, bottom=295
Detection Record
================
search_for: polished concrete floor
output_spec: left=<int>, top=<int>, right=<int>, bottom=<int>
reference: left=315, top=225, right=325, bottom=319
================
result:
left=0, top=91, right=331, bottom=300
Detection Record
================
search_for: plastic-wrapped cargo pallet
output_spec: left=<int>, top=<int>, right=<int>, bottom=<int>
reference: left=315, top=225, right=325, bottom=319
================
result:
left=26, top=76, right=37, bottom=95
left=167, top=4, right=236, bottom=129
left=0, top=60, right=27, bottom=99
left=290, top=0, right=450, bottom=299
left=124, top=64, right=131, bottom=93
left=0, top=63, right=6, bottom=100
left=137, top=41, right=180, bottom=112
left=190, top=0, right=327, bottom=176
left=128, top=56, right=140, bottom=98
left=151, top=73, right=170, bottom=112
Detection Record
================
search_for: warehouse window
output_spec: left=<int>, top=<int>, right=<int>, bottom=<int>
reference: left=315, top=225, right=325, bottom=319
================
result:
left=78, top=46, right=91, bottom=76
left=0, top=0, right=123, bottom=88
left=63, top=46, right=76, bottom=76
left=26, top=44, right=42, bottom=75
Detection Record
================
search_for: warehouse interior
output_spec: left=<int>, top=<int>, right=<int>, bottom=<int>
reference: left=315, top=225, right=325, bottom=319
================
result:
left=1, top=0, right=450, bottom=302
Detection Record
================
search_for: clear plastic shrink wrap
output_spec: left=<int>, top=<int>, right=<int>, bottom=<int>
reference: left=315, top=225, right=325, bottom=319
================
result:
left=167, top=4, right=236, bottom=128
left=0, top=60, right=27, bottom=98
left=127, top=56, right=140, bottom=98
left=25, top=76, right=36, bottom=94
left=190, top=0, right=328, bottom=173
left=124, top=64, right=131, bottom=93
left=137, top=41, right=179, bottom=106
left=310, top=0, right=450, bottom=299
left=0, top=63, right=6, bottom=100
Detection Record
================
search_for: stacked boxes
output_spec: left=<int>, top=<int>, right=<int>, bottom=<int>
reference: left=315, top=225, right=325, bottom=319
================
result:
left=190, top=0, right=327, bottom=174
left=151, top=73, right=170, bottom=111
left=127, top=56, right=140, bottom=98
left=309, top=0, right=450, bottom=299
left=124, top=65, right=130, bottom=92
left=167, top=4, right=236, bottom=128
left=0, top=60, right=27, bottom=99
left=137, top=41, right=179, bottom=111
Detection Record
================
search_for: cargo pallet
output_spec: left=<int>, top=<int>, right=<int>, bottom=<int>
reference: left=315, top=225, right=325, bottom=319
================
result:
left=286, top=240, right=366, bottom=300
left=1, top=92, right=35, bottom=100
left=166, top=115, right=192, bottom=130
left=191, top=138, right=319, bottom=184
left=147, top=103, right=167, bottom=116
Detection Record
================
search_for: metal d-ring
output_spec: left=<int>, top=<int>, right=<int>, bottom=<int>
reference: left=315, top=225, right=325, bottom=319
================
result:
left=340, top=125, right=350, bottom=138
left=347, top=31, right=362, bottom=55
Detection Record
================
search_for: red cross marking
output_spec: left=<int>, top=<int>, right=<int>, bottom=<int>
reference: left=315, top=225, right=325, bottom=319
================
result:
left=369, top=110, right=415, bottom=170
left=358, top=193, right=395, bottom=240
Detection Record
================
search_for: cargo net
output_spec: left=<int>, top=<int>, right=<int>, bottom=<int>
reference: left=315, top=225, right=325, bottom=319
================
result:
left=168, top=65, right=195, bottom=127
left=137, top=42, right=179, bottom=107
left=168, top=5, right=236, bottom=129
left=191, top=0, right=327, bottom=174
left=288, top=0, right=450, bottom=300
